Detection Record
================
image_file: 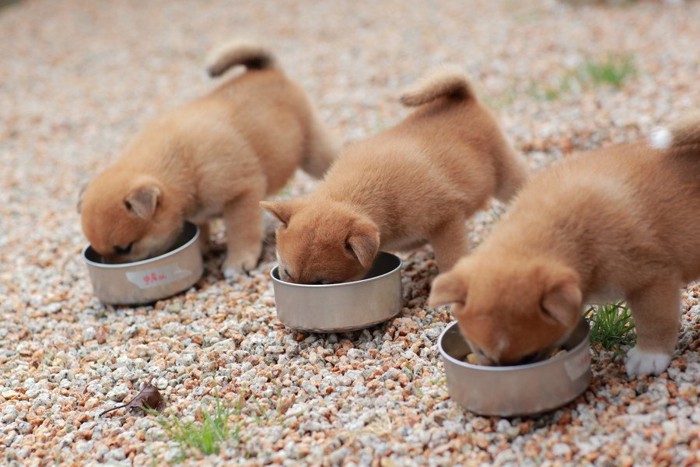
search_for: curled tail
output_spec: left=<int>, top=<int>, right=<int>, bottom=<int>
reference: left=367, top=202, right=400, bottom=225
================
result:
left=399, top=65, right=474, bottom=107
left=206, top=40, right=277, bottom=78
left=649, top=112, right=700, bottom=150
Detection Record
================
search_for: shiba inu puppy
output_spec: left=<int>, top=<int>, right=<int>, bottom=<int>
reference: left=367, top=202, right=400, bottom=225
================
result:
left=79, top=40, right=337, bottom=276
left=262, top=65, right=527, bottom=284
left=429, top=113, right=700, bottom=376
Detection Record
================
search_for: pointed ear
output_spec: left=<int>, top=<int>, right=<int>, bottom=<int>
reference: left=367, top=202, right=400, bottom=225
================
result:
left=541, top=274, right=582, bottom=328
left=428, top=271, right=467, bottom=308
left=125, top=184, right=161, bottom=219
left=345, top=219, right=380, bottom=269
left=260, top=200, right=297, bottom=226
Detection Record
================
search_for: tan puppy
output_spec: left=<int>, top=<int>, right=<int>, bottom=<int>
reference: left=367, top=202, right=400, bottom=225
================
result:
left=429, top=113, right=700, bottom=377
left=79, top=41, right=337, bottom=277
left=262, top=66, right=528, bottom=284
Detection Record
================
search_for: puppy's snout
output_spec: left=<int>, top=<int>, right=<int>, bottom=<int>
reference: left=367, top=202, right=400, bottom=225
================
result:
left=101, top=253, right=125, bottom=265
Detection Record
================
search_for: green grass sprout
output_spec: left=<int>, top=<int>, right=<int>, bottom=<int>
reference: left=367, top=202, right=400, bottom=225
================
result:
left=580, top=53, right=637, bottom=88
left=527, top=53, right=636, bottom=101
left=149, top=396, right=240, bottom=462
left=585, top=301, right=636, bottom=351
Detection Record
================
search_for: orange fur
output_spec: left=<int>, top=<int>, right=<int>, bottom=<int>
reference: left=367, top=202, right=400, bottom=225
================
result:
left=430, top=113, right=700, bottom=376
left=262, top=66, right=527, bottom=284
left=79, top=41, right=337, bottom=276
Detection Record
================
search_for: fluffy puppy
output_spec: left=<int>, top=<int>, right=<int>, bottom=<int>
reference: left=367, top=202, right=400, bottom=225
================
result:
left=79, top=40, right=337, bottom=276
left=429, top=113, right=700, bottom=377
left=262, top=66, right=528, bottom=284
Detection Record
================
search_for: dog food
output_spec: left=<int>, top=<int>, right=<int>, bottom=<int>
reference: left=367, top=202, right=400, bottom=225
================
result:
left=463, top=348, right=568, bottom=366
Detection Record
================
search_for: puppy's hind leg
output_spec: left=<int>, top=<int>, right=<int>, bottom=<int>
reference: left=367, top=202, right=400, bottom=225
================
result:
left=300, top=110, right=339, bottom=178
left=429, top=218, right=469, bottom=273
left=221, top=185, right=266, bottom=278
left=624, top=277, right=681, bottom=377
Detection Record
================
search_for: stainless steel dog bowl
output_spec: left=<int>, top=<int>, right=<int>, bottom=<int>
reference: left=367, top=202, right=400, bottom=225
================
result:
left=270, top=252, right=403, bottom=332
left=439, top=319, right=591, bottom=417
left=82, top=222, right=203, bottom=305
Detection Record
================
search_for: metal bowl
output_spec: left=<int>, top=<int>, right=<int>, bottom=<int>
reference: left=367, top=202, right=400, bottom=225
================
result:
left=439, top=319, right=591, bottom=417
left=82, top=222, right=203, bottom=305
left=270, top=252, right=403, bottom=333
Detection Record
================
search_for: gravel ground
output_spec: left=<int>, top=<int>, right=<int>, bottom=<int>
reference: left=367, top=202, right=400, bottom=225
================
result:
left=2, top=0, right=700, bottom=465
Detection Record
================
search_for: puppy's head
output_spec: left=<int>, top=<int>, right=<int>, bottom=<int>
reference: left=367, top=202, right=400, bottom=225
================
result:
left=261, top=198, right=380, bottom=284
left=429, top=255, right=582, bottom=365
left=79, top=170, right=183, bottom=263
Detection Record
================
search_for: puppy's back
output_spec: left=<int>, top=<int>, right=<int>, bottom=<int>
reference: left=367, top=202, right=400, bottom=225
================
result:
left=489, top=114, right=700, bottom=287
left=199, top=41, right=326, bottom=193
left=396, top=66, right=528, bottom=204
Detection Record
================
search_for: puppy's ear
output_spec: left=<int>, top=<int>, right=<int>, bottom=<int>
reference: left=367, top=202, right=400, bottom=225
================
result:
left=260, top=200, right=297, bottom=226
left=541, top=273, right=582, bottom=328
left=125, top=184, right=161, bottom=219
left=345, top=219, right=380, bottom=269
left=428, top=271, right=467, bottom=308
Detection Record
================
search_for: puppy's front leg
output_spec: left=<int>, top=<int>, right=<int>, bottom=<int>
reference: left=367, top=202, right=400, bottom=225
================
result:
left=625, top=278, right=681, bottom=377
left=429, top=218, right=469, bottom=273
left=221, top=187, right=265, bottom=278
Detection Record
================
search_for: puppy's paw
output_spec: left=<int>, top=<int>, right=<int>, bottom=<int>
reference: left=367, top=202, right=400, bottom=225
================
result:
left=222, top=250, right=260, bottom=278
left=625, top=347, right=671, bottom=377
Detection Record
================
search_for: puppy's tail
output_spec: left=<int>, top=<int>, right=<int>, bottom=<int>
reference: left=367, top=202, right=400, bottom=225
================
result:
left=206, top=40, right=277, bottom=78
left=399, top=65, right=474, bottom=107
left=648, top=112, right=700, bottom=151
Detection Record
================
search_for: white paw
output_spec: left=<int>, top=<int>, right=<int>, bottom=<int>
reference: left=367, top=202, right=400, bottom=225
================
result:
left=222, top=251, right=259, bottom=278
left=625, top=347, right=671, bottom=377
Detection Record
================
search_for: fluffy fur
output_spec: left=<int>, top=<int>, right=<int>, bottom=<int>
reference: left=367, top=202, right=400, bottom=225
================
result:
left=79, top=41, right=337, bottom=276
left=429, top=113, right=700, bottom=377
left=262, top=66, right=527, bottom=284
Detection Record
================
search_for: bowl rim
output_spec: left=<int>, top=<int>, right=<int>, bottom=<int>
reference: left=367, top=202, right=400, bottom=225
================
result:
left=269, top=251, right=402, bottom=288
left=81, top=222, right=200, bottom=269
left=438, top=319, right=590, bottom=373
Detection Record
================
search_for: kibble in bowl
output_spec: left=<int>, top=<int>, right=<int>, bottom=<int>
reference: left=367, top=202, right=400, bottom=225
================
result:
left=463, top=347, right=568, bottom=366
left=439, top=319, right=591, bottom=416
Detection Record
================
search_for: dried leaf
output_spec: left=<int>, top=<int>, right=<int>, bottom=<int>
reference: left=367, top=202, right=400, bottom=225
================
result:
left=99, top=381, right=165, bottom=417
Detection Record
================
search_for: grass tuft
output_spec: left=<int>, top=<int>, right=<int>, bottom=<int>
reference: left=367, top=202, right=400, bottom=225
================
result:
left=580, top=54, right=636, bottom=88
left=585, top=301, right=636, bottom=351
left=527, top=53, right=636, bottom=101
left=150, top=397, right=240, bottom=462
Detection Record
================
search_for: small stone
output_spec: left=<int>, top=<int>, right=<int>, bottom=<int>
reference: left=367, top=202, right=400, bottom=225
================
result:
left=166, top=303, right=182, bottom=313
left=82, top=327, right=96, bottom=342
left=155, top=378, right=168, bottom=390
left=106, top=384, right=131, bottom=402
left=2, top=390, right=21, bottom=400
left=552, top=443, right=571, bottom=457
